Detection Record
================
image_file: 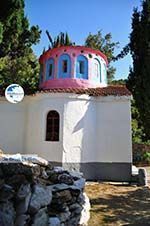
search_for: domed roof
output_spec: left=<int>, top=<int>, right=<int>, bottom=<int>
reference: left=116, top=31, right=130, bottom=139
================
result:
left=39, top=46, right=108, bottom=90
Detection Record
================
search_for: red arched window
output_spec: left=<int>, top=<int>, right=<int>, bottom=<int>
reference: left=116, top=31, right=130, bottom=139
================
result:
left=46, top=110, right=59, bottom=141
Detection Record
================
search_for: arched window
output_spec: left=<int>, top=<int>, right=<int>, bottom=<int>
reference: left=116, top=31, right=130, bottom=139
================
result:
left=58, top=54, right=71, bottom=78
left=76, top=55, right=88, bottom=79
left=46, top=110, right=60, bottom=141
left=46, top=58, right=54, bottom=80
left=93, top=58, right=101, bottom=82
left=102, top=62, right=107, bottom=84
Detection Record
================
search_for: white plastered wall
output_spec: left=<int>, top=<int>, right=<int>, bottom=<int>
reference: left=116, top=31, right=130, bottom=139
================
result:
left=0, top=98, right=27, bottom=154
left=62, top=95, right=97, bottom=163
left=62, top=95, right=132, bottom=164
left=0, top=93, right=132, bottom=164
left=96, top=96, right=132, bottom=163
left=25, top=94, right=64, bottom=161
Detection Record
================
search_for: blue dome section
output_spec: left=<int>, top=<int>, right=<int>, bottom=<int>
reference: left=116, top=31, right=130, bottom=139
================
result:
left=39, top=46, right=108, bottom=89
left=76, top=55, right=88, bottom=79
left=58, top=54, right=71, bottom=78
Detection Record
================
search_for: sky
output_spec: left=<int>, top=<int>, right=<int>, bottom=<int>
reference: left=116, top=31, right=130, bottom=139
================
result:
left=25, top=0, right=142, bottom=80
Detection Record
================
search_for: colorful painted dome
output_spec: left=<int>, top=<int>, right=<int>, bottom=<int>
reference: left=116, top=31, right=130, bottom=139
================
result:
left=39, top=46, right=108, bottom=89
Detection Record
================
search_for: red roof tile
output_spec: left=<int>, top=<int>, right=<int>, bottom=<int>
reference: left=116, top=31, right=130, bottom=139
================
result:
left=0, top=86, right=131, bottom=97
left=37, top=86, right=131, bottom=97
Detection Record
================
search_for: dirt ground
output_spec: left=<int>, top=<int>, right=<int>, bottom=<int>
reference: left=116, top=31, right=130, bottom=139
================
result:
left=85, top=166, right=150, bottom=226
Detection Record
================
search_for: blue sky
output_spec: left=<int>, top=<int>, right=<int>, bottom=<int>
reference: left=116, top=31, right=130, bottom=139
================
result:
left=25, top=0, right=141, bottom=80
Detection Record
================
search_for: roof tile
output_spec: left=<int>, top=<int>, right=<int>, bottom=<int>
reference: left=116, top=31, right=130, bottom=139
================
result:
left=37, top=86, right=131, bottom=97
left=0, top=86, right=131, bottom=97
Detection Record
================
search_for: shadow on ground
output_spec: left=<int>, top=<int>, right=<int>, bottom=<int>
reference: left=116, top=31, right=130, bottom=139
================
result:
left=86, top=184, right=150, bottom=226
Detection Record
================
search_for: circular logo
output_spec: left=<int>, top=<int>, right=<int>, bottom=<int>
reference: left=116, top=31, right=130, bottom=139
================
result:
left=5, top=84, right=24, bottom=103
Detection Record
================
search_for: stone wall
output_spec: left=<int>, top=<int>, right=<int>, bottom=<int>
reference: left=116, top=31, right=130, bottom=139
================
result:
left=0, top=154, right=90, bottom=226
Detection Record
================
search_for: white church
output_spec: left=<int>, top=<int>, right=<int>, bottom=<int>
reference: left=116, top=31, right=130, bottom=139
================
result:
left=0, top=45, right=132, bottom=181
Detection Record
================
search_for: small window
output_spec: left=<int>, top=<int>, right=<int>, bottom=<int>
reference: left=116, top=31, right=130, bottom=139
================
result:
left=94, top=58, right=101, bottom=82
left=94, top=62, right=99, bottom=77
left=62, top=60, right=68, bottom=73
left=46, top=58, right=54, bottom=80
left=46, top=111, right=59, bottom=141
left=76, top=55, right=88, bottom=79
left=49, top=64, right=53, bottom=77
left=79, top=61, right=84, bottom=74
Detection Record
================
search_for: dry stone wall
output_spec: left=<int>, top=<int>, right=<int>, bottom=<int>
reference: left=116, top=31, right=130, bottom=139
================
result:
left=0, top=154, right=90, bottom=226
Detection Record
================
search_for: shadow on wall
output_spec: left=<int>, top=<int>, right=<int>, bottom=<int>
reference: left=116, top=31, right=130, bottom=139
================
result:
left=72, top=100, right=97, bottom=179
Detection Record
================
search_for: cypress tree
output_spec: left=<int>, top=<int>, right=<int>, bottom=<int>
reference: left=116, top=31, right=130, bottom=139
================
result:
left=60, top=32, right=65, bottom=46
left=126, top=0, right=150, bottom=141
left=65, top=32, right=70, bottom=45
left=0, top=0, right=41, bottom=94
left=0, top=0, right=41, bottom=58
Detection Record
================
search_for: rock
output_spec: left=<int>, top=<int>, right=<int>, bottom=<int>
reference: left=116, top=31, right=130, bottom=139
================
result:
left=55, top=190, right=72, bottom=203
left=74, top=178, right=86, bottom=190
left=69, top=203, right=83, bottom=214
left=138, top=168, right=148, bottom=186
left=57, top=209, right=71, bottom=223
left=0, top=165, right=3, bottom=177
left=1, top=163, right=33, bottom=177
left=22, top=155, right=49, bottom=166
left=32, top=207, right=49, bottom=226
left=77, top=193, right=85, bottom=205
left=67, top=215, right=81, bottom=226
left=0, top=155, right=90, bottom=226
left=0, top=201, right=15, bottom=226
left=49, top=183, right=70, bottom=192
left=0, top=178, right=4, bottom=188
left=41, top=167, right=49, bottom=179
left=15, top=214, right=30, bottom=226
left=58, top=173, right=74, bottom=185
left=17, top=184, right=31, bottom=200
left=48, top=217, right=61, bottom=226
left=0, top=153, right=49, bottom=167
left=53, top=167, right=67, bottom=174
left=69, top=185, right=81, bottom=198
left=36, top=177, right=53, bottom=186
left=69, top=171, right=83, bottom=180
left=30, top=164, right=41, bottom=177
left=48, top=171, right=59, bottom=183
left=7, top=174, right=27, bottom=187
left=16, top=191, right=31, bottom=214
left=0, top=184, right=15, bottom=201
left=29, top=184, right=52, bottom=214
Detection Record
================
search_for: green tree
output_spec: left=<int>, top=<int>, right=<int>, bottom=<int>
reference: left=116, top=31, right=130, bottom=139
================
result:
left=131, top=100, right=144, bottom=143
left=110, top=79, right=126, bottom=85
left=84, top=31, right=119, bottom=83
left=0, top=53, right=39, bottom=94
left=126, top=0, right=150, bottom=141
